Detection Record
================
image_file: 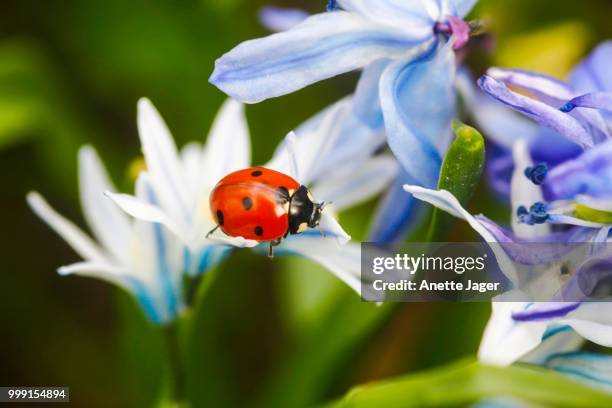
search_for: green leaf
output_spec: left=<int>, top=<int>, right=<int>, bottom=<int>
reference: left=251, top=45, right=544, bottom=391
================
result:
left=427, top=121, right=485, bottom=241
left=323, top=359, right=612, bottom=408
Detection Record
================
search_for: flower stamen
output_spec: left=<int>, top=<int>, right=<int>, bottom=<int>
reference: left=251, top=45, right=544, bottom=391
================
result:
left=524, top=162, right=548, bottom=185
left=326, top=0, right=338, bottom=12
left=517, top=201, right=550, bottom=225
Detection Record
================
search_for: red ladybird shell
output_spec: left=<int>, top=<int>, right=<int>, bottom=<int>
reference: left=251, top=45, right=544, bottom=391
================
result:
left=210, top=167, right=300, bottom=241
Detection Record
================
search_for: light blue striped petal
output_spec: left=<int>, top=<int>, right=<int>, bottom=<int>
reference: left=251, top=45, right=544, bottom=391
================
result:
left=337, top=0, right=437, bottom=36
left=446, top=0, right=478, bottom=17
left=522, top=325, right=582, bottom=365
left=545, top=352, right=612, bottom=390
left=134, top=174, right=183, bottom=322
left=210, top=11, right=425, bottom=103
left=311, top=155, right=398, bottom=211
left=258, top=6, right=309, bottom=32
left=192, top=244, right=231, bottom=276
left=352, top=59, right=389, bottom=129
left=380, top=39, right=454, bottom=187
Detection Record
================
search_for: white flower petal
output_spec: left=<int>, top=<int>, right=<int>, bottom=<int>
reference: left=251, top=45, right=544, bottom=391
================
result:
left=137, top=98, right=191, bottom=222
left=128, top=176, right=184, bottom=321
left=478, top=292, right=548, bottom=366
left=268, top=99, right=351, bottom=184
left=27, top=192, right=107, bottom=263
left=203, top=99, right=251, bottom=185
left=311, top=155, right=398, bottom=211
left=403, top=185, right=520, bottom=284
left=561, top=303, right=612, bottom=347
left=403, top=186, right=496, bottom=239
left=180, top=142, right=205, bottom=202
left=206, top=235, right=260, bottom=248
left=319, top=211, right=351, bottom=244
left=58, top=261, right=128, bottom=289
left=281, top=235, right=362, bottom=294
left=104, top=189, right=186, bottom=241
left=78, top=146, right=131, bottom=264
left=285, top=131, right=300, bottom=181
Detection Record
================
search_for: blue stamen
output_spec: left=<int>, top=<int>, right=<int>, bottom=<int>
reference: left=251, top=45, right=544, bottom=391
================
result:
left=560, top=102, right=575, bottom=113
left=530, top=201, right=549, bottom=224
left=326, top=0, right=338, bottom=11
left=524, top=162, right=548, bottom=185
left=517, top=202, right=549, bottom=225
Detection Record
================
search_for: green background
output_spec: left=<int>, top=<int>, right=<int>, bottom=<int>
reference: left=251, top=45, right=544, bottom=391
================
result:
left=1, top=0, right=611, bottom=406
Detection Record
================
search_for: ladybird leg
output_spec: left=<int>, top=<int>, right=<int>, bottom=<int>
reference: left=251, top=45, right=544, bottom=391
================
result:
left=206, top=225, right=220, bottom=238
left=318, top=226, right=326, bottom=238
left=268, top=238, right=282, bottom=258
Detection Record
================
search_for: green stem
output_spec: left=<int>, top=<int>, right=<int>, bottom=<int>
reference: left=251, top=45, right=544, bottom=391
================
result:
left=164, top=322, right=185, bottom=405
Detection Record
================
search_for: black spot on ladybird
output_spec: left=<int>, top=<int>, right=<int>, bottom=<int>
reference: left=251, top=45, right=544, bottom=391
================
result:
left=276, top=186, right=290, bottom=204
left=216, top=210, right=224, bottom=225
left=254, top=226, right=263, bottom=236
left=242, top=197, right=253, bottom=210
left=251, top=170, right=263, bottom=177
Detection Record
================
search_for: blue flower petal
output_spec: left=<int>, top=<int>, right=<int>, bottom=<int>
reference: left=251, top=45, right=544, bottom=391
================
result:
left=337, top=0, right=438, bottom=35
left=570, top=41, right=612, bottom=93
left=447, top=0, right=478, bottom=18
left=544, top=140, right=612, bottom=200
left=561, top=92, right=612, bottom=114
left=478, top=75, right=594, bottom=149
left=380, top=40, right=455, bottom=187
left=258, top=6, right=309, bottom=32
left=486, top=68, right=574, bottom=105
left=352, top=59, right=389, bottom=129
left=210, top=11, right=426, bottom=103
left=368, top=169, right=426, bottom=243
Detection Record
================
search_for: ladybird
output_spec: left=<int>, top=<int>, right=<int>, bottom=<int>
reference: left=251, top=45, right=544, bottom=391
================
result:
left=208, top=167, right=325, bottom=256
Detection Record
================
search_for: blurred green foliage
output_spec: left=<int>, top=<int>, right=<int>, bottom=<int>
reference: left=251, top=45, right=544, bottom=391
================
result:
left=325, top=359, right=612, bottom=407
left=1, top=0, right=611, bottom=407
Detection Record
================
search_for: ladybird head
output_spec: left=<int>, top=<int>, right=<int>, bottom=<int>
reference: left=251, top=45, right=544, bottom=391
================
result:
left=288, top=185, right=323, bottom=235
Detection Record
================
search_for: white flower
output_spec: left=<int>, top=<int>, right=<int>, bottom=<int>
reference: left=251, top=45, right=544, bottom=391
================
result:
left=27, top=146, right=183, bottom=324
left=106, top=97, right=397, bottom=294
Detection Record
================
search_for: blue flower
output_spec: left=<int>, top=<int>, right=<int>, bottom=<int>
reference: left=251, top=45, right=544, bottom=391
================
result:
left=210, top=0, right=477, bottom=188
left=465, top=41, right=612, bottom=197
left=403, top=139, right=612, bottom=376
left=27, top=147, right=184, bottom=324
